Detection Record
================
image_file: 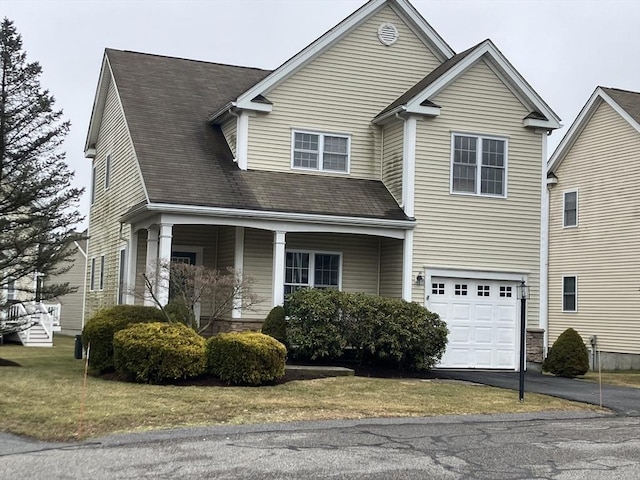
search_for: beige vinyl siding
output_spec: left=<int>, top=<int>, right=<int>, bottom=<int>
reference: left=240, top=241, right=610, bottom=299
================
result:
left=379, top=237, right=403, bottom=298
left=247, top=5, right=441, bottom=179
left=48, top=246, right=87, bottom=334
left=85, top=75, right=147, bottom=319
left=412, top=60, right=543, bottom=324
left=216, top=227, right=235, bottom=271
left=243, top=228, right=275, bottom=319
left=381, top=119, right=404, bottom=203
left=221, top=117, right=237, bottom=158
left=548, top=101, right=640, bottom=354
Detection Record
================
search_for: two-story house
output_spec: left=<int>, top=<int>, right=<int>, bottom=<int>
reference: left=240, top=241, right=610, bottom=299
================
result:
left=84, top=0, right=560, bottom=370
left=547, top=87, right=640, bottom=370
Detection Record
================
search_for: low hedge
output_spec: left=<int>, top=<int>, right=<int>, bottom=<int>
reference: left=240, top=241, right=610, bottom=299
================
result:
left=82, top=305, right=168, bottom=374
left=206, top=331, right=286, bottom=386
left=113, top=322, right=206, bottom=384
left=285, top=289, right=448, bottom=371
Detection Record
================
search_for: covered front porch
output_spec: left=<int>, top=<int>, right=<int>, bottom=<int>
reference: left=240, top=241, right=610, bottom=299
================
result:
left=122, top=208, right=415, bottom=334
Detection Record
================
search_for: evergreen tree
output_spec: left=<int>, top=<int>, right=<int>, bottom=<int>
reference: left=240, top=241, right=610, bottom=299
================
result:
left=0, top=18, right=83, bottom=334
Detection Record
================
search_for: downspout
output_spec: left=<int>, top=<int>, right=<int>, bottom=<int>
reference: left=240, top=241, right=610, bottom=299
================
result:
left=540, top=131, right=550, bottom=353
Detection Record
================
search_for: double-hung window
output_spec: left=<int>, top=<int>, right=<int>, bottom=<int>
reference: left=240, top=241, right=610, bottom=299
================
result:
left=562, top=276, right=577, bottom=312
left=292, top=130, right=350, bottom=173
left=90, top=257, right=96, bottom=291
left=99, top=255, right=106, bottom=290
left=563, top=190, right=578, bottom=227
left=90, top=165, right=97, bottom=205
left=452, top=134, right=507, bottom=197
left=6, top=278, right=16, bottom=301
left=104, top=154, right=111, bottom=190
left=284, top=251, right=341, bottom=296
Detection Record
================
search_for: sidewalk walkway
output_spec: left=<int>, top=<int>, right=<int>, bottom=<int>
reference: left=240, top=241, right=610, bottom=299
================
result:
left=436, top=370, right=640, bottom=416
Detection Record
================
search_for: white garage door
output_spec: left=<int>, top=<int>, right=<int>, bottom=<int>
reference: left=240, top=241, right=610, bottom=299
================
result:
left=428, top=277, right=518, bottom=369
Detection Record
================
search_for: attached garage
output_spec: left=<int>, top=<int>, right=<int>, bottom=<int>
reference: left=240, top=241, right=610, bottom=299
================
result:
left=426, top=274, right=522, bottom=370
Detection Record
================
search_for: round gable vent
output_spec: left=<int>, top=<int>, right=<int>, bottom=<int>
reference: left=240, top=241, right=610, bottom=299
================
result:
left=378, top=22, right=399, bottom=46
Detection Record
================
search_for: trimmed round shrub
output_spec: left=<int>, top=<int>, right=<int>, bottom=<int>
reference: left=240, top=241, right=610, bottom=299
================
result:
left=542, top=328, right=589, bottom=378
left=261, top=305, right=287, bottom=346
left=82, top=305, right=168, bottom=374
left=206, top=331, right=286, bottom=386
left=113, top=322, right=206, bottom=384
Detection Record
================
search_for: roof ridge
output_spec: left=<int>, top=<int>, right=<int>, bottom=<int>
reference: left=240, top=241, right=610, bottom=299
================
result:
left=105, top=48, right=272, bottom=73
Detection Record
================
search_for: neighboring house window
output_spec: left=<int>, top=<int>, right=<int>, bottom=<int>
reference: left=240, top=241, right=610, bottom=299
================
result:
left=90, top=257, right=96, bottom=291
left=292, top=130, right=350, bottom=173
left=99, top=255, right=105, bottom=290
left=284, top=251, right=341, bottom=295
left=6, top=278, right=16, bottom=301
left=562, top=276, right=577, bottom=312
left=451, top=134, right=507, bottom=197
left=563, top=190, right=578, bottom=227
left=91, top=165, right=97, bottom=205
left=104, top=154, right=111, bottom=190
left=117, top=249, right=126, bottom=304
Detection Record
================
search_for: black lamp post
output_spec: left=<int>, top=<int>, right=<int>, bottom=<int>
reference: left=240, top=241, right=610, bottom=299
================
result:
left=517, top=280, right=529, bottom=402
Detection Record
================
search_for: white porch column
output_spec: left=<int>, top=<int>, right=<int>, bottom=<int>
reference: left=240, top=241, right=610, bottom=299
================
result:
left=125, top=228, right=138, bottom=304
left=402, top=229, right=414, bottom=301
left=157, top=223, right=173, bottom=307
left=272, top=230, right=286, bottom=307
left=232, top=227, right=245, bottom=318
left=144, top=226, right=159, bottom=306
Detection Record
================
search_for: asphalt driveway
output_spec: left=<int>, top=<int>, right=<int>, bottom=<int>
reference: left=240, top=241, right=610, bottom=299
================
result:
left=436, top=370, right=640, bottom=416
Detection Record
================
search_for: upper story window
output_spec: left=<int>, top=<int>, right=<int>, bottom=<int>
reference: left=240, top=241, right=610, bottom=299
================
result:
left=451, top=134, right=507, bottom=197
left=563, top=190, right=577, bottom=227
left=104, top=154, right=111, bottom=190
left=292, top=130, right=350, bottom=173
left=90, top=165, right=96, bottom=205
left=6, top=278, right=16, bottom=301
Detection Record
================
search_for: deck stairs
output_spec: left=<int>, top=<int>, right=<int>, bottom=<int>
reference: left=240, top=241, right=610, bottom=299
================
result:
left=0, top=302, right=61, bottom=347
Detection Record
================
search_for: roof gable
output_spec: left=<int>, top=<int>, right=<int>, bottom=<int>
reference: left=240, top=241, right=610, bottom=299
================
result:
left=231, top=0, right=454, bottom=115
left=375, top=39, right=560, bottom=129
left=548, top=87, right=640, bottom=172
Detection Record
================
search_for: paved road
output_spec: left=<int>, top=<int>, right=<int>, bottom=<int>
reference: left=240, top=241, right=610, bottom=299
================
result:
left=436, top=370, right=640, bottom=416
left=2, top=413, right=639, bottom=479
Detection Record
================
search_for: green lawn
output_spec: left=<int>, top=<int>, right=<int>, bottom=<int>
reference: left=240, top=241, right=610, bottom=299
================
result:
left=1, top=335, right=600, bottom=441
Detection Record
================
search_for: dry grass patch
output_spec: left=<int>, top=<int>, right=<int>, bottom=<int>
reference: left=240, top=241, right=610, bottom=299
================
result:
left=1, top=335, right=599, bottom=441
left=581, top=371, right=640, bottom=388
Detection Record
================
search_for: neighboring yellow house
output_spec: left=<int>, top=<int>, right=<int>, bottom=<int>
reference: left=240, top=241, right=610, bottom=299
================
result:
left=83, top=0, right=561, bottom=370
left=547, top=87, right=640, bottom=370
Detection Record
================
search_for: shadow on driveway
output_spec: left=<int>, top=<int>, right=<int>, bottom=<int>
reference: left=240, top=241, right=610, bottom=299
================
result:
left=434, top=369, right=639, bottom=416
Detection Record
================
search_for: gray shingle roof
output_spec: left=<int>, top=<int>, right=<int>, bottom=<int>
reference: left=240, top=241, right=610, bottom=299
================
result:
left=106, top=49, right=410, bottom=221
left=602, top=87, right=640, bottom=125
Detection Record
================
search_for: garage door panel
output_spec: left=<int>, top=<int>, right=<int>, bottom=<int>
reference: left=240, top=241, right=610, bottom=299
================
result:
left=431, top=276, right=518, bottom=370
left=475, top=327, right=493, bottom=343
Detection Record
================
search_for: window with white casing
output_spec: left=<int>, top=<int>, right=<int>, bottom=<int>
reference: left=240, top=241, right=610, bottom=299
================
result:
left=284, top=251, right=341, bottom=296
left=6, top=278, right=16, bottom=300
left=104, top=154, right=111, bottom=190
left=90, top=257, right=96, bottom=291
left=562, top=276, right=577, bottom=312
left=292, top=130, right=350, bottom=173
left=90, top=165, right=96, bottom=205
left=451, top=134, right=507, bottom=197
left=563, top=190, right=577, bottom=227
left=99, top=255, right=105, bottom=291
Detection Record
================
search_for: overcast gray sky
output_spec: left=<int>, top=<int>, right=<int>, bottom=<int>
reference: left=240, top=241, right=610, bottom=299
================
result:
left=3, top=0, right=640, bottom=228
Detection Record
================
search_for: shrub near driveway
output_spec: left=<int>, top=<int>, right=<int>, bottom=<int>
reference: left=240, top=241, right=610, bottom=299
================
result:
left=114, top=322, right=206, bottom=384
left=285, top=289, right=448, bottom=371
